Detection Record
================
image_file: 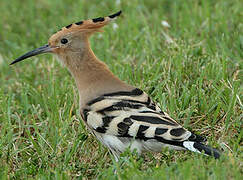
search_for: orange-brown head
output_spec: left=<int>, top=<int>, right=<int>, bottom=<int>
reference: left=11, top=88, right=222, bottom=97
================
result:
left=10, top=11, right=122, bottom=65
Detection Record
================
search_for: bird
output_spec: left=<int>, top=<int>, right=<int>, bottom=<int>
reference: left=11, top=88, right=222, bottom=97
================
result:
left=10, top=10, right=221, bottom=161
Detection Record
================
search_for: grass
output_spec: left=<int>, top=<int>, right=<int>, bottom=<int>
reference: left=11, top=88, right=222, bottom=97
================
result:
left=0, top=0, right=242, bottom=179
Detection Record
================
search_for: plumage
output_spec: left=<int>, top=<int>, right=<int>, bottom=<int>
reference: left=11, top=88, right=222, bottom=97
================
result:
left=11, top=11, right=221, bottom=161
left=81, top=88, right=220, bottom=159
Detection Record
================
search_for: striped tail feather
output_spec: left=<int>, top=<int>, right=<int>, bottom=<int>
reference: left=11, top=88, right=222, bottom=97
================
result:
left=183, top=141, right=221, bottom=159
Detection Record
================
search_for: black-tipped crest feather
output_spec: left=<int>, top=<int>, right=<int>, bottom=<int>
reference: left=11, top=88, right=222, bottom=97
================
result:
left=109, top=10, right=122, bottom=18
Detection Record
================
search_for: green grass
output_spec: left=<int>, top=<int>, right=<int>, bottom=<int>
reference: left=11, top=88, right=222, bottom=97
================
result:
left=0, top=0, right=242, bottom=179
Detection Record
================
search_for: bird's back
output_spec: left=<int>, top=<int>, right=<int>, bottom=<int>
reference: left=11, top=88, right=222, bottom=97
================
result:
left=80, top=88, right=209, bottom=159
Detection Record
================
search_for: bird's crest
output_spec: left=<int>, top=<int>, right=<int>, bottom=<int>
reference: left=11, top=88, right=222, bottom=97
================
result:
left=52, top=11, right=121, bottom=37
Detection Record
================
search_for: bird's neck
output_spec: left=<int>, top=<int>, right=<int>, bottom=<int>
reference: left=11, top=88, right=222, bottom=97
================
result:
left=58, top=40, right=133, bottom=108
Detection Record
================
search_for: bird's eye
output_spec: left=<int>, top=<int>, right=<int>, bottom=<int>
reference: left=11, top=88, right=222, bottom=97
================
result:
left=61, top=38, right=68, bottom=44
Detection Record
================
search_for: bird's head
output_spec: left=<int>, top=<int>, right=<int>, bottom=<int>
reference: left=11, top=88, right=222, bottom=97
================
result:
left=10, top=11, right=122, bottom=65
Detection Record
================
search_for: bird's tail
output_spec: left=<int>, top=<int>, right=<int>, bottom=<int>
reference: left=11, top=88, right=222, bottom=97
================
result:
left=182, top=141, right=221, bottom=159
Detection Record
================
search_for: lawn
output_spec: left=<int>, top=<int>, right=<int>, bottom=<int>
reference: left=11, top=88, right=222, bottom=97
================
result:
left=0, top=0, right=242, bottom=179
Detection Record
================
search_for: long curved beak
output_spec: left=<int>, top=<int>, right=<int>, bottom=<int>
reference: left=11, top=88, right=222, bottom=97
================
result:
left=10, top=44, right=53, bottom=65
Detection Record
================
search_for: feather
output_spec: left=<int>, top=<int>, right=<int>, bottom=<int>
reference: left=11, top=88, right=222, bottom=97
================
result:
left=82, top=88, right=221, bottom=159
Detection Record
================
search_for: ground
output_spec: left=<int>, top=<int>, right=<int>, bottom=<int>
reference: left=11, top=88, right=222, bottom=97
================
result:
left=0, top=0, right=242, bottom=179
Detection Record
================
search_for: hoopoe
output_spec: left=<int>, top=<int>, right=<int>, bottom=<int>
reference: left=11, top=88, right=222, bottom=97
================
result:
left=11, top=11, right=221, bottom=160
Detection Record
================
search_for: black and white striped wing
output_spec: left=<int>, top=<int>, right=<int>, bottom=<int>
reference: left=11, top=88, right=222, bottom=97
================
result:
left=81, top=88, right=220, bottom=158
left=82, top=89, right=199, bottom=145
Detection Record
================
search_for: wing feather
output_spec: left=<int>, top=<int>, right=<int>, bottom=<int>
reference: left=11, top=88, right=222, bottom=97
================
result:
left=82, top=88, right=217, bottom=157
left=84, top=88, right=193, bottom=143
